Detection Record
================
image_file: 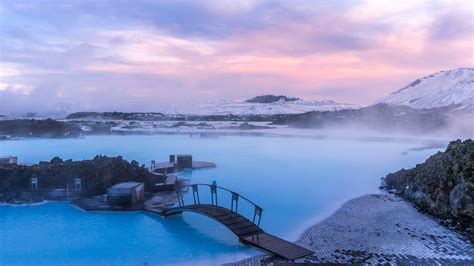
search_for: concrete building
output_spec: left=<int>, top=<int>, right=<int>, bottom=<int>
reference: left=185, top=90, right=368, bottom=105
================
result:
left=153, top=154, right=196, bottom=174
left=107, top=182, right=144, bottom=207
left=0, top=156, right=17, bottom=166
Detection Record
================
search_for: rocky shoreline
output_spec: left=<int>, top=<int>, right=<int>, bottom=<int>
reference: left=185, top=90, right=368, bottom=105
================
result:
left=0, top=118, right=280, bottom=138
left=229, top=194, right=474, bottom=265
left=230, top=140, right=473, bottom=264
left=2, top=101, right=473, bottom=138
left=384, top=139, right=473, bottom=241
left=0, top=119, right=82, bottom=138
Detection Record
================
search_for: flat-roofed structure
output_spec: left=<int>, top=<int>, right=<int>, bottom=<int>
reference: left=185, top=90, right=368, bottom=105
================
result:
left=177, top=154, right=192, bottom=169
left=152, top=154, right=214, bottom=174
left=107, top=182, right=144, bottom=207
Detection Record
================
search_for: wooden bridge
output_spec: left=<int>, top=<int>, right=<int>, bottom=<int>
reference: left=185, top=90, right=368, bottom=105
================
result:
left=161, top=183, right=314, bottom=261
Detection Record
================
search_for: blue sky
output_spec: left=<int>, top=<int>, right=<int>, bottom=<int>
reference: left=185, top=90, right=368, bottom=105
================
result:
left=0, top=0, right=472, bottom=114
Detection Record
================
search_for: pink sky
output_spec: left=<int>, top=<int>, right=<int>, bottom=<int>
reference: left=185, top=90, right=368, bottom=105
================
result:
left=0, top=0, right=473, bottom=113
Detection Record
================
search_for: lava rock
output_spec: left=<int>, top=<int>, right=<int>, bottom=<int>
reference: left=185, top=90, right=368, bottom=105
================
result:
left=384, top=139, right=474, bottom=241
left=0, top=155, right=164, bottom=203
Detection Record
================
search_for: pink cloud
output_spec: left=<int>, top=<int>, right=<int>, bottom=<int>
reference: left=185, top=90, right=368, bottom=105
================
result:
left=0, top=0, right=472, bottom=113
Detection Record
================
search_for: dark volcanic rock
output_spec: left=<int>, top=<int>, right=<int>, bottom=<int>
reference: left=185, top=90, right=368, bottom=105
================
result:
left=245, top=94, right=300, bottom=103
left=272, top=103, right=472, bottom=134
left=67, top=111, right=283, bottom=122
left=0, top=156, right=163, bottom=203
left=170, top=122, right=194, bottom=128
left=0, top=119, right=81, bottom=138
left=384, top=139, right=474, bottom=241
left=226, top=122, right=274, bottom=130
left=66, top=112, right=167, bottom=121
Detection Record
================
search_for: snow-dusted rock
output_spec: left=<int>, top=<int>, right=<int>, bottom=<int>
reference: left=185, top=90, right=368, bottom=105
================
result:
left=376, top=68, right=474, bottom=110
left=158, top=95, right=359, bottom=116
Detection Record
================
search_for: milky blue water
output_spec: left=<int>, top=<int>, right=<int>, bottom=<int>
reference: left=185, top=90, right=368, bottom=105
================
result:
left=0, top=135, right=445, bottom=265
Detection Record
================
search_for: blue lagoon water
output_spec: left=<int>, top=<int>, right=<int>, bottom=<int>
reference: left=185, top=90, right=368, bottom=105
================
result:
left=0, top=135, right=445, bottom=265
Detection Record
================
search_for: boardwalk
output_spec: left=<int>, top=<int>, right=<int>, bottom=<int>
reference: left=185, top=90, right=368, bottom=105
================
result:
left=163, top=204, right=263, bottom=238
left=160, top=184, right=314, bottom=261
left=241, top=233, right=314, bottom=261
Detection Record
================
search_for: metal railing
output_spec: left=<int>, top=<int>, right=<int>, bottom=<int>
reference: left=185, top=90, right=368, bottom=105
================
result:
left=176, top=182, right=263, bottom=227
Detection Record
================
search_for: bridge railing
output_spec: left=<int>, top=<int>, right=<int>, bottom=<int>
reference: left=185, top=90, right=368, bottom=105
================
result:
left=176, top=182, right=263, bottom=227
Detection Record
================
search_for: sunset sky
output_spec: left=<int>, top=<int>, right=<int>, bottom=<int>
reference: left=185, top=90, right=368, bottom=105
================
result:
left=0, top=0, right=473, bottom=113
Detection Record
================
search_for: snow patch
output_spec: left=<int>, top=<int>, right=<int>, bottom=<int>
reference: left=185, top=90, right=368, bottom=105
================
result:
left=376, top=68, right=474, bottom=110
left=155, top=98, right=360, bottom=116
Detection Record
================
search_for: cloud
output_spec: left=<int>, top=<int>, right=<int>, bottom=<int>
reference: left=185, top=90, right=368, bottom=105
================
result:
left=0, top=0, right=472, bottom=114
left=430, top=10, right=473, bottom=40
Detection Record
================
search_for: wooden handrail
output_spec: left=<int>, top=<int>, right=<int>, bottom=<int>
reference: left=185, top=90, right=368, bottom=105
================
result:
left=176, top=183, right=263, bottom=226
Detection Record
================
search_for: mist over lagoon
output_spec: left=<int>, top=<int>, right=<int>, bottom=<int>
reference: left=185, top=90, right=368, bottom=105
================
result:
left=0, top=134, right=445, bottom=264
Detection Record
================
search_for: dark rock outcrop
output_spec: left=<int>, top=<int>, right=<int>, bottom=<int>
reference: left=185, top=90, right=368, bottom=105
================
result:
left=226, top=122, right=274, bottom=130
left=0, top=119, right=81, bottom=138
left=66, top=112, right=167, bottom=121
left=272, top=103, right=473, bottom=134
left=67, top=111, right=284, bottom=122
left=245, top=95, right=300, bottom=103
left=384, top=139, right=474, bottom=241
left=0, top=155, right=163, bottom=203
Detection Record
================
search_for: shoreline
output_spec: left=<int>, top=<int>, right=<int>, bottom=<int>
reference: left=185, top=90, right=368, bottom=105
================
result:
left=3, top=194, right=472, bottom=265
left=229, top=194, right=474, bottom=265
left=0, top=199, right=50, bottom=207
left=1, top=123, right=458, bottom=144
left=282, top=196, right=357, bottom=242
left=0, top=128, right=452, bottom=145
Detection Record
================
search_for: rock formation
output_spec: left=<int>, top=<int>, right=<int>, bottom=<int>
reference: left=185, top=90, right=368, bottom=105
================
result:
left=384, top=139, right=473, bottom=241
left=0, top=156, right=163, bottom=203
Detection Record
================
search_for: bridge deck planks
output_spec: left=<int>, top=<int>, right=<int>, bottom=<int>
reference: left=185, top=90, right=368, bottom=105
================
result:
left=241, top=233, right=314, bottom=260
left=162, top=204, right=313, bottom=260
left=220, top=216, right=248, bottom=225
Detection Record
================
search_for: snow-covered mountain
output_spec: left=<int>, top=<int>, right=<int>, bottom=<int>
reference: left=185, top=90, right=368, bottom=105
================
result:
left=376, top=68, right=474, bottom=110
left=157, top=95, right=360, bottom=116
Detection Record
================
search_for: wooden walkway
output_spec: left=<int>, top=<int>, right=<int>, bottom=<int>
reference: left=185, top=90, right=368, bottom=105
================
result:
left=241, top=233, right=314, bottom=260
left=161, top=184, right=314, bottom=260
left=163, top=204, right=264, bottom=238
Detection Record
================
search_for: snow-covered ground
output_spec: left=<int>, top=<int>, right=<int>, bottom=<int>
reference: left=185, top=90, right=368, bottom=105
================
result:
left=151, top=98, right=360, bottom=116
left=107, top=120, right=281, bottom=133
left=95, top=119, right=461, bottom=142
left=376, top=68, right=474, bottom=110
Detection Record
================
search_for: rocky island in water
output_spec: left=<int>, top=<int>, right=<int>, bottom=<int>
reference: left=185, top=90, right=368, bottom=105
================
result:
left=0, top=156, right=162, bottom=204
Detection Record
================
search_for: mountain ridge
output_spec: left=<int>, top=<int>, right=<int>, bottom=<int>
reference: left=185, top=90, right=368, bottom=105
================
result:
left=376, top=68, right=474, bottom=111
left=245, top=95, right=300, bottom=103
left=147, top=95, right=360, bottom=116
